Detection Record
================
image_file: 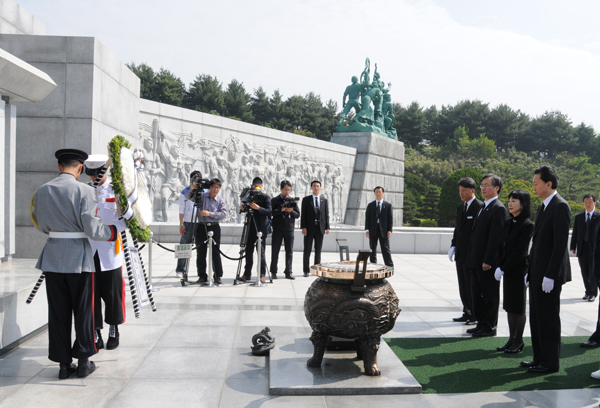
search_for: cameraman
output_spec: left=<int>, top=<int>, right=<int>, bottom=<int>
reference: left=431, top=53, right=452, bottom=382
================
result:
left=186, top=178, right=227, bottom=284
left=238, top=177, right=272, bottom=283
left=270, top=180, right=299, bottom=280
left=175, top=170, right=201, bottom=278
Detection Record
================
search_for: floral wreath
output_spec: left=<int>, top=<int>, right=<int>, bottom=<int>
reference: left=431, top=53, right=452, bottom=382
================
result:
left=109, top=135, right=152, bottom=242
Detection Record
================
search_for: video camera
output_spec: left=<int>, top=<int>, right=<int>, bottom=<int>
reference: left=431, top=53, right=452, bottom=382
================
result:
left=189, top=174, right=211, bottom=202
left=282, top=196, right=300, bottom=208
left=240, top=186, right=267, bottom=213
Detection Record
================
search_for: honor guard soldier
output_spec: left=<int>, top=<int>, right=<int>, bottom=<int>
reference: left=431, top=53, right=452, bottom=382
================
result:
left=31, top=149, right=126, bottom=379
left=85, top=155, right=126, bottom=350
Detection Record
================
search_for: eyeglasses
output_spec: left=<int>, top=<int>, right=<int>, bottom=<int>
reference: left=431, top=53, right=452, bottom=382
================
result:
left=480, top=185, right=493, bottom=189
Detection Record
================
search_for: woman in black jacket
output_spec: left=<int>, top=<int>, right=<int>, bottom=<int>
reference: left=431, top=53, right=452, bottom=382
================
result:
left=494, top=190, right=533, bottom=353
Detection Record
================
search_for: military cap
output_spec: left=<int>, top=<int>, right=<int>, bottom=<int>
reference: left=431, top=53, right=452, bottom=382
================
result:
left=84, top=154, right=109, bottom=176
left=54, top=148, right=88, bottom=163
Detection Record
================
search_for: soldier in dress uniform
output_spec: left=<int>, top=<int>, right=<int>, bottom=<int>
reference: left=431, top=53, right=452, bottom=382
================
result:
left=84, top=155, right=126, bottom=351
left=30, top=149, right=126, bottom=380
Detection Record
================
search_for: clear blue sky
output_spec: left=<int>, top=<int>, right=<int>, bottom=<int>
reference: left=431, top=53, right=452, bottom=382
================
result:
left=17, top=0, right=600, bottom=131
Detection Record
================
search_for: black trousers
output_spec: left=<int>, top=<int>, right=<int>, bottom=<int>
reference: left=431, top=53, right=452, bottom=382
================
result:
left=588, top=277, right=600, bottom=342
left=470, top=267, right=500, bottom=332
left=578, top=242, right=598, bottom=297
left=195, top=223, right=223, bottom=280
left=456, top=261, right=474, bottom=318
left=245, top=227, right=268, bottom=278
left=368, top=229, right=393, bottom=267
left=529, top=282, right=562, bottom=370
left=45, top=271, right=96, bottom=364
left=93, top=253, right=125, bottom=329
left=270, top=229, right=294, bottom=276
left=303, top=227, right=324, bottom=273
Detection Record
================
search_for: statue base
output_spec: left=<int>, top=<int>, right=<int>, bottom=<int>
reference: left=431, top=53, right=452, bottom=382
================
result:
left=331, top=132, right=404, bottom=227
left=335, top=122, right=398, bottom=140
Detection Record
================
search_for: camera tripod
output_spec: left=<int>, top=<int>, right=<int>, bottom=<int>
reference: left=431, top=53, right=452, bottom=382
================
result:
left=233, top=209, right=272, bottom=286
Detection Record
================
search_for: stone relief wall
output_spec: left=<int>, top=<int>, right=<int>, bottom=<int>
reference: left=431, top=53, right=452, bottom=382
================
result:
left=134, top=100, right=357, bottom=224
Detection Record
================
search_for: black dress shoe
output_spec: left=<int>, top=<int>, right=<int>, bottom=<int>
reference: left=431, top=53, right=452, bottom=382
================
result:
left=466, top=327, right=480, bottom=334
left=584, top=295, right=590, bottom=300
left=303, top=272, right=309, bottom=277
left=214, top=277, right=222, bottom=285
left=505, top=343, right=524, bottom=353
left=95, top=329, right=104, bottom=350
left=285, top=274, right=295, bottom=280
left=465, top=318, right=478, bottom=326
left=106, top=326, right=119, bottom=350
left=237, top=275, right=251, bottom=282
left=58, top=363, right=77, bottom=379
left=527, top=365, right=558, bottom=374
left=453, top=315, right=469, bottom=322
left=472, top=329, right=496, bottom=337
left=271, top=274, right=278, bottom=280
left=496, top=341, right=513, bottom=352
left=520, top=361, right=539, bottom=368
left=590, top=296, right=597, bottom=302
left=77, top=360, right=97, bottom=378
left=581, top=340, right=600, bottom=348
left=195, top=278, right=207, bottom=284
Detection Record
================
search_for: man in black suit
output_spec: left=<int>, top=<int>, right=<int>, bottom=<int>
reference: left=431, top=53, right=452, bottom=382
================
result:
left=570, top=194, right=600, bottom=302
left=365, top=186, right=394, bottom=268
left=465, top=174, right=507, bottom=337
left=449, top=177, right=483, bottom=325
left=301, top=180, right=330, bottom=277
left=521, top=165, right=571, bottom=374
left=270, top=180, right=300, bottom=280
left=581, top=229, right=600, bottom=349
left=238, top=177, right=272, bottom=283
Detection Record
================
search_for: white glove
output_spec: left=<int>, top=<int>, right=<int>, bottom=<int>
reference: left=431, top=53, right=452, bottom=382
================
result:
left=542, top=277, right=555, bottom=293
left=494, top=267, right=504, bottom=281
left=115, top=219, right=127, bottom=233
left=524, top=273, right=529, bottom=288
left=448, top=246, right=456, bottom=262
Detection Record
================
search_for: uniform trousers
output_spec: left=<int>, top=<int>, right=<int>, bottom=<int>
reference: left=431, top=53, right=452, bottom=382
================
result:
left=578, top=242, right=598, bottom=297
left=244, top=226, right=268, bottom=278
left=270, top=229, right=294, bottom=275
left=587, top=279, right=600, bottom=343
left=303, top=225, right=324, bottom=273
left=368, top=228, right=393, bottom=267
left=45, top=271, right=96, bottom=364
left=195, top=223, right=223, bottom=280
left=456, top=261, right=474, bottom=318
left=529, top=282, right=562, bottom=370
left=470, top=267, right=500, bottom=332
left=93, top=253, right=125, bottom=330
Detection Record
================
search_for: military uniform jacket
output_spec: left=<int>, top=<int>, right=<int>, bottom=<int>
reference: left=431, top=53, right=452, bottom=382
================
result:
left=88, top=177, right=124, bottom=271
left=32, top=173, right=119, bottom=273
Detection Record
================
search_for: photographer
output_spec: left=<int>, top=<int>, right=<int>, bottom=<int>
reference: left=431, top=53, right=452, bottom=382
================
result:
left=270, top=180, right=299, bottom=280
left=175, top=170, right=201, bottom=278
left=238, top=177, right=272, bottom=283
left=186, top=178, right=227, bottom=284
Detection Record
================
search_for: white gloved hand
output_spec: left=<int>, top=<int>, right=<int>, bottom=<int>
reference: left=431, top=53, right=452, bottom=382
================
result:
left=542, top=277, right=555, bottom=293
left=448, top=246, right=456, bottom=262
left=494, top=267, right=504, bottom=281
left=524, top=273, right=529, bottom=288
left=115, top=219, right=127, bottom=233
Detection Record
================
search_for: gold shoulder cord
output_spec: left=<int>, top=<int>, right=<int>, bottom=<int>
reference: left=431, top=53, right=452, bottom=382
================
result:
left=30, top=193, right=40, bottom=228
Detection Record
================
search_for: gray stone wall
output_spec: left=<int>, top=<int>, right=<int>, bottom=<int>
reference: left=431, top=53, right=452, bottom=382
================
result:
left=332, top=132, right=404, bottom=227
left=0, top=0, right=44, bottom=35
left=138, top=99, right=356, bottom=225
left=0, top=34, right=140, bottom=258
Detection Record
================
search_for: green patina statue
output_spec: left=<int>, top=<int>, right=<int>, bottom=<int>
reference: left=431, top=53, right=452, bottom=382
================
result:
left=336, top=58, right=398, bottom=140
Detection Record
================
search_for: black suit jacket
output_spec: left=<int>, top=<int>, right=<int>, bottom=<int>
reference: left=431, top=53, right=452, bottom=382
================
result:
left=301, top=195, right=330, bottom=235
left=451, top=198, right=483, bottom=262
left=466, top=198, right=507, bottom=269
left=271, top=195, right=299, bottom=232
left=249, top=194, right=272, bottom=234
left=530, top=193, right=571, bottom=285
left=570, top=210, right=600, bottom=254
left=496, top=215, right=533, bottom=274
left=365, top=200, right=393, bottom=234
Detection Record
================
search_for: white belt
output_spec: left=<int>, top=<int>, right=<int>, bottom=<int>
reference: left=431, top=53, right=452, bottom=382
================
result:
left=49, top=231, right=87, bottom=239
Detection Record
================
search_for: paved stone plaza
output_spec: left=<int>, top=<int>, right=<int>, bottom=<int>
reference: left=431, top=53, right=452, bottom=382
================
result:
left=1, top=248, right=600, bottom=407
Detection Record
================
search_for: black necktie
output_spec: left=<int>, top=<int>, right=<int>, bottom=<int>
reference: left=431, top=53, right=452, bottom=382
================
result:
left=314, top=197, right=320, bottom=220
left=378, top=202, right=382, bottom=214
left=534, top=203, right=545, bottom=228
left=585, top=213, right=591, bottom=241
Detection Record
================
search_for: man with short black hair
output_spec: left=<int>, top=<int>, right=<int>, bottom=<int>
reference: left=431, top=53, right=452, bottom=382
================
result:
left=571, top=194, right=600, bottom=302
left=521, top=165, right=571, bottom=373
left=301, top=180, right=330, bottom=277
left=466, top=173, right=506, bottom=338
left=270, top=180, right=299, bottom=280
left=176, top=170, right=201, bottom=278
left=365, top=186, right=394, bottom=267
left=186, top=178, right=227, bottom=284
left=449, top=177, right=483, bottom=325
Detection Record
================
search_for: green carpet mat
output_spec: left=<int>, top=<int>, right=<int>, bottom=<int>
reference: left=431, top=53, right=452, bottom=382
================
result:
left=385, top=336, right=600, bottom=393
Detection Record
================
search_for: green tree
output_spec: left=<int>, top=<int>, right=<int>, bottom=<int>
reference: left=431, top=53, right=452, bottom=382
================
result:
left=521, top=111, right=577, bottom=158
left=420, top=185, right=441, bottom=220
left=154, top=68, right=185, bottom=107
left=394, top=102, right=427, bottom=149
left=402, top=189, right=419, bottom=224
left=269, top=89, right=288, bottom=130
left=224, top=79, right=254, bottom=122
left=185, top=74, right=225, bottom=114
left=126, top=62, right=157, bottom=101
left=438, top=168, right=484, bottom=227
left=486, top=104, right=530, bottom=150
left=250, top=86, right=271, bottom=126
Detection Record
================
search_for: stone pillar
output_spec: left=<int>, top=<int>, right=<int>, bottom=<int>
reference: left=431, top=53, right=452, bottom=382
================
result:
left=0, top=97, right=5, bottom=261
left=331, top=132, right=404, bottom=228
left=3, top=96, right=16, bottom=260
